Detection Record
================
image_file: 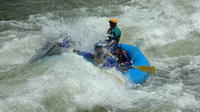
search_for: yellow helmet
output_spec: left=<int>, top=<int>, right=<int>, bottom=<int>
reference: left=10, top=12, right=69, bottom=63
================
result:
left=109, top=18, right=118, bottom=23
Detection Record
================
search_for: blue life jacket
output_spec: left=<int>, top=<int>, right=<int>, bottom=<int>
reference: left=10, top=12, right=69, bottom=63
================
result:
left=103, top=53, right=119, bottom=69
left=103, top=53, right=132, bottom=71
left=106, top=43, right=118, bottom=53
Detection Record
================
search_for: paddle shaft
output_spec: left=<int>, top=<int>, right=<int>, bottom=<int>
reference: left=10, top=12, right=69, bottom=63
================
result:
left=42, top=45, right=56, bottom=57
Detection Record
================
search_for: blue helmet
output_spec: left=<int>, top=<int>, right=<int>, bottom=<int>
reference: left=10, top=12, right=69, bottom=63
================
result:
left=94, top=43, right=103, bottom=49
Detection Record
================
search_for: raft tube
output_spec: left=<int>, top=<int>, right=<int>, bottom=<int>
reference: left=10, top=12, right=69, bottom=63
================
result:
left=120, top=43, right=150, bottom=84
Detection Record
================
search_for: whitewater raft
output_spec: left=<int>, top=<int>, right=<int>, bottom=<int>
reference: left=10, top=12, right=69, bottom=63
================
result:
left=85, top=43, right=150, bottom=84
left=32, top=41, right=150, bottom=84
left=120, top=43, right=150, bottom=84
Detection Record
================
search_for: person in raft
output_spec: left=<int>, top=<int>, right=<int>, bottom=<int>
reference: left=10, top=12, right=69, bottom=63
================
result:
left=72, top=42, right=119, bottom=68
left=104, top=18, right=122, bottom=50
left=72, top=43, right=131, bottom=71
left=72, top=43, right=105, bottom=64
left=112, top=45, right=132, bottom=71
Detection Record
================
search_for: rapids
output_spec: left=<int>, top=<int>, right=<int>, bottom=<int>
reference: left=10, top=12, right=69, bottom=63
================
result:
left=0, top=0, right=200, bottom=111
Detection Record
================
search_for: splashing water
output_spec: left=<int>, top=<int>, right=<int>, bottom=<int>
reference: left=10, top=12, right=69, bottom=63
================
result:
left=0, top=0, right=200, bottom=112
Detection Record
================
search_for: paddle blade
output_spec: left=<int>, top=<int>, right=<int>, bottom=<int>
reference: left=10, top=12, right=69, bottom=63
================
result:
left=103, top=70, right=125, bottom=84
left=131, top=66, right=156, bottom=74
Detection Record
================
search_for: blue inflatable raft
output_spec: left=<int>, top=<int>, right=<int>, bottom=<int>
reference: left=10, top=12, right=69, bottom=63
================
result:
left=33, top=40, right=151, bottom=84
left=120, top=43, right=150, bottom=84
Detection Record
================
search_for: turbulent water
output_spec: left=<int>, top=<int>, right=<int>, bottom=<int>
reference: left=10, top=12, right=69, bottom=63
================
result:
left=0, top=0, right=200, bottom=112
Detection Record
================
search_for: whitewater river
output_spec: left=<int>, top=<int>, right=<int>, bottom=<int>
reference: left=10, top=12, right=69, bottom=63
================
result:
left=0, top=0, right=200, bottom=112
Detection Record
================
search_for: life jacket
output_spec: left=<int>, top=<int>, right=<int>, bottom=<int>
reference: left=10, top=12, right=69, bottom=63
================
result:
left=107, top=27, right=121, bottom=43
left=103, top=52, right=118, bottom=68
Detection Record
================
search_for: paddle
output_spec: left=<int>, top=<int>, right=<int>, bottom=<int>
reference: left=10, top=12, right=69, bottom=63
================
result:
left=103, top=70, right=125, bottom=84
left=131, top=65, right=156, bottom=74
left=41, top=40, right=71, bottom=58
left=41, top=44, right=56, bottom=58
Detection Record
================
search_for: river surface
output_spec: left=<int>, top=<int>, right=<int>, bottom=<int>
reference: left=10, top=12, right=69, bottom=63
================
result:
left=0, top=0, right=200, bottom=112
